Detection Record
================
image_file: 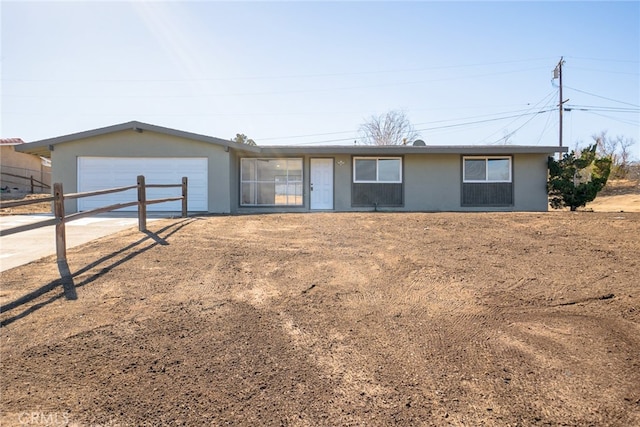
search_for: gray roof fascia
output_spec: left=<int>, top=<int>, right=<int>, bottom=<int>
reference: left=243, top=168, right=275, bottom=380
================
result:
left=15, top=120, right=260, bottom=156
left=137, top=122, right=259, bottom=152
left=15, top=119, right=566, bottom=158
left=252, top=145, right=568, bottom=156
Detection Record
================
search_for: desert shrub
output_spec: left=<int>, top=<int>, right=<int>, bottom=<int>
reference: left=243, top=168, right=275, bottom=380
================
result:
left=548, top=144, right=612, bottom=211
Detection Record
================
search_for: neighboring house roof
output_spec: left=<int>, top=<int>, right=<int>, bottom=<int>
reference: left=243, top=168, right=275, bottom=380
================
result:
left=15, top=120, right=568, bottom=157
left=0, top=138, right=25, bottom=146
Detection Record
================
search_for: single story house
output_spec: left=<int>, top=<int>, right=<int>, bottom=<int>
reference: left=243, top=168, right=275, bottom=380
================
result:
left=16, top=121, right=567, bottom=213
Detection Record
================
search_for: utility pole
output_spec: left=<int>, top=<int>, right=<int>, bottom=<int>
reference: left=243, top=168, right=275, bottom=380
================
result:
left=553, top=57, right=567, bottom=156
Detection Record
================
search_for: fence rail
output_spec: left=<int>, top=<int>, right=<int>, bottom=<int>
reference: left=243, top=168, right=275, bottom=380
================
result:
left=0, top=195, right=55, bottom=209
left=1, top=171, right=51, bottom=193
left=0, top=175, right=188, bottom=299
left=62, top=185, right=138, bottom=200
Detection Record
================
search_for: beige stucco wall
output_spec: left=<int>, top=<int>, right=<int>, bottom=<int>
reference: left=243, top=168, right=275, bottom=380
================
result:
left=228, top=152, right=551, bottom=213
left=0, top=146, right=51, bottom=193
left=325, top=152, right=549, bottom=212
left=512, top=153, right=551, bottom=211
left=404, top=154, right=461, bottom=211
left=404, top=153, right=550, bottom=212
left=51, top=129, right=231, bottom=213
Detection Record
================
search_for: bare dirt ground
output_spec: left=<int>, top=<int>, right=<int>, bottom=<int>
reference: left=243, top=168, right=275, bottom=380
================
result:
left=1, top=216, right=639, bottom=426
left=1, top=181, right=639, bottom=426
left=586, top=179, right=640, bottom=213
left=0, top=193, right=53, bottom=216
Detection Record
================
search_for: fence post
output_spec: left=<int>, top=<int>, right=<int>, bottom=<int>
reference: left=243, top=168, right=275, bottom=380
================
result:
left=53, top=182, right=77, bottom=299
left=137, top=175, right=147, bottom=232
left=30, top=176, right=34, bottom=194
left=181, top=177, right=188, bottom=218
left=53, top=183, right=66, bottom=262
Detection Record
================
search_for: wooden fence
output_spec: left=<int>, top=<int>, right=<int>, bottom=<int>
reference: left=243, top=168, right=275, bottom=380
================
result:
left=1, top=171, right=51, bottom=194
left=0, top=175, right=188, bottom=297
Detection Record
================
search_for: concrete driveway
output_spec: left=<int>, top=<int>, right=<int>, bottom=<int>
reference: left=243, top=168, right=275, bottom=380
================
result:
left=0, top=214, right=161, bottom=272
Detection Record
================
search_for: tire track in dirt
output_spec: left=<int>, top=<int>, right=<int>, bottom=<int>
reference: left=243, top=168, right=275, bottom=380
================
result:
left=2, top=212, right=639, bottom=426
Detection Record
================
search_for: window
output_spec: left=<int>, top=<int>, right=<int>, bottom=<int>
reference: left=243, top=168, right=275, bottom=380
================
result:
left=241, top=158, right=303, bottom=206
left=462, top=156, right=513, bottom=206
left=353, top=157, right=402, bottom=183
left=463, top=157, right=511, bottom=182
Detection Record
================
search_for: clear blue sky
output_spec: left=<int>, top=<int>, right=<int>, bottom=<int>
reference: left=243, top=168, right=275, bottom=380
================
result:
left=2, top=1, right=639, bottom=157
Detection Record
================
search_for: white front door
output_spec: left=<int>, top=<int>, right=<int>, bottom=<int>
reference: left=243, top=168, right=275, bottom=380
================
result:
left=310, top=158, right=334, bottom=210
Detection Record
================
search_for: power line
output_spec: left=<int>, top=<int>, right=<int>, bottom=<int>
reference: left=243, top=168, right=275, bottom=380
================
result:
left=475, top=89, right=558, bottom=144
left=564, top=85, right=640, bottom=108
left=584, top=111, right=640, bottom=127
left=417, top=109, right=555, bottom=133
left=276, top=108, right=557, bottom=145
left=259, top=106, right=560, bottom=141
left=5, top=67, right=552, bottom=99
left=565, top=55, right=640, bottom=64
left=564, top=105, right=640, bottom=113
left=412, top=107, right=554, bottom=127
left=4, top=57, right=557, bottom=83
left=259, top=129, right=358, bottom=142
left=535, top=108, right=557, bottom=145
left=569, top=66, right=639, bottom=76
left=260, top=100, right=637, bottom=144
left=488, top=109, right=555, bottom=145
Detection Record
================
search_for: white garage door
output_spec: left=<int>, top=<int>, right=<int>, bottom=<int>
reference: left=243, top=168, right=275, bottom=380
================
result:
left=77, top=157, right=208, bottom=212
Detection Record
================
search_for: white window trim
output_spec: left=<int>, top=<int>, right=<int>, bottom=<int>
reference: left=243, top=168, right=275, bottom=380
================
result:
left=240, top=158, right=304, bottom=206
left=463, top=156, right=512, bottom=183
left=353, top=157, right=403, bottom=183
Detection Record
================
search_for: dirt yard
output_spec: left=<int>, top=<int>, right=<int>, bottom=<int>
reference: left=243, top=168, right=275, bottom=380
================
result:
left=1, top=202, right=639, bottom=426
left=586, top=178, right=640, bottom=213
left=0, top=193, right=53, bottom=216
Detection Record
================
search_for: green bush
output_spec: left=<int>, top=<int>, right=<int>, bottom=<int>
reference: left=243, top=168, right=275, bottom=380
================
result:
left=548, top=144, right=612, bottom=211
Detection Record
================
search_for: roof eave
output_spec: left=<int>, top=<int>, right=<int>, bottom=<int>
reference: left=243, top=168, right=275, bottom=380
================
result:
left=255, top=145, right=568, bottom=155
left=14, top=120, right=261, bottom=157
left=14, top=120, right=567, bottom=157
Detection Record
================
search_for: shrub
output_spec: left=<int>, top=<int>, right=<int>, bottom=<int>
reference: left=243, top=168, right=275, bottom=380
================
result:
left=548, top=144, right=612, bottom=211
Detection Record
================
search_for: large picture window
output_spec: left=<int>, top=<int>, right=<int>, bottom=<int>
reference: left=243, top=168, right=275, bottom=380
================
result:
left=463, top=157, right=512, bottom=183
left=353, top=157, right=402, bottom=183
left=241, top=158, right=303, bottom=206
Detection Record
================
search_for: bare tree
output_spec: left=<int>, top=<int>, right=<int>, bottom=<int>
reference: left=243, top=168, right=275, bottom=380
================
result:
left=592, top=131, right=635, bottom=178
left=358, top=110, right=420, bottom=146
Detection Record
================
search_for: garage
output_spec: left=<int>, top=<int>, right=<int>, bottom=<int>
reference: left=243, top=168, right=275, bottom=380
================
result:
left=77, top=157, right=208, bottom=212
